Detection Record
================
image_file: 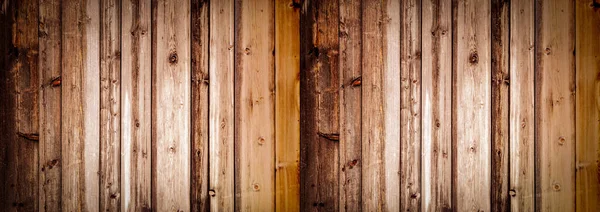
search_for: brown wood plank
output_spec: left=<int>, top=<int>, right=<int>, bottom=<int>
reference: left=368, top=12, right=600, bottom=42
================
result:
left=191, top=0, right=210, bottom=211
left=39, top=0, right=62, bottom=211
left=509, top=0, right=535, bottom=211
left=535, top=0, right=576, bottom=211
left=61, top=0, right=101, bottom=210
left=421, top=0, right=452, bottom=210
left=299, top=0, right=340, bottom=210
left=575, top=0, right=600, bottom=211
left=452, top=0, right=491, bottom=210
left=100, top=0, right=121, bottom=210
left=275, top=0, right=300, bottom=211
left=121, top=0, right=152, bottom=210
left=151, top=0, right=191, bottom=210
left=339, top=0, right=362, bottom=210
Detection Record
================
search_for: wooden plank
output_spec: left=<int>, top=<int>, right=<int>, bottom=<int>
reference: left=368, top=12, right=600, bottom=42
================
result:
left=421, top=0, right=452, bottom=210
left=121, top=0, right=152, bottom=210
left=400, top=0, right=421, bottom=210
left=535, top=0, right=576, bottom=211
left=275, top=0, right=300, bottom=211
left=339, top=0, right=362, bottom=210
left=575, top=0, right=600, bottom=211
left=100, top=0, right=121, bottom=210
left=191, top=0, right=210, bottom=211
left=299, top=0, right=340, bottom=210
left=235, top=0, right=276, bottom=210
left=452, top=0, right=491, bottom=210
left=151, top=0, right=191, bottom=210
left=509, top=0, right=535, bottom=211
left=39, top=0, right=62, bottom=211
left=61, top=0, right=101, bottom=210
left=208, top=0, right=235, bottom=210
left=491, top=0, right=509, bottom=210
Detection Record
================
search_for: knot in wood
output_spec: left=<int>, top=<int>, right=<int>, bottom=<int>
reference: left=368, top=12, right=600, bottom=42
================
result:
left=469, top=52, right=479, bottom=64
left=169, top=52, right=178, bottom=64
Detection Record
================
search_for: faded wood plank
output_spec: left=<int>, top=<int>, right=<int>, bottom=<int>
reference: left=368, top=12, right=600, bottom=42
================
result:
left=209, top=0, right=235, bottom=210
left=535, top=0, right=576, bottom=211
left=299, top=0, right=340, bottom=210
left=400, top=0, right=421, bottom=210
left=509, top=0, right=535, bottom=211
left=61, top=0, right=101, bottom=210
left=100, top=0, right=121, bottom=210
left=575, top=0, right=600, bottom=211
left=151, top=0, right=191, bottom=210
left=121, top=0, right=152, bottom=210
left=421, top=0, right=452, bottom=210
left=235, top=0, right=276, bottom=210
left=339, top=0, right=362, bottom=210
left=39, top=0, right=62, bottom=211
left=452, top=0, right=491, bottom=210
left=275, top=0, right=300, bottom=211
left=491, top=0, right=509, bottom=210
left=191, top=0, right=209, bottom=211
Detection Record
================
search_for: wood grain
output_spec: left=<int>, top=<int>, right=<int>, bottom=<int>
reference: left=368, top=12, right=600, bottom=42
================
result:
left=151, top=0, right=191, bottom=210
left=121, top=0, right=152, bottom=210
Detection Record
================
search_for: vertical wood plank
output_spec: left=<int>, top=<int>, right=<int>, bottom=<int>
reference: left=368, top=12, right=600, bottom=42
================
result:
left=491, top=0, right=509, bottom=210
left=509, top=0, right=535, bottom=211
left=400, top=0, right=421, bottom=210
left=39, top=0, right=62, bottom=211
left=421, top=0, right=452, bottom=210
left=299, top=0, right=340, bottom=210
left=100, top=0, right=121, bottom=210
left=535, top=0, right=576, bottom=211
left=62, top=0, right=101, bottom=210
left=339, top=0, right=362, bottom=210
left=575, top=0, right=600, bottom=211
left=121, top=0, right=152, bottom=210
left=152, top=0, right=191, bottom=210
left=191, top=0, right=210, bottom=211
left=275, top=0, right=300, bottom=211
left=452, top=0, right=491, bottom=210
left=235, top=0, right=276, bottom=210
left=209, top=0, right=235, bottom=210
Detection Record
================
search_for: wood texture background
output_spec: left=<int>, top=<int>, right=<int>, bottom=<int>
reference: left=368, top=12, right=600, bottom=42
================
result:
left=0, top=0, right=599, bottom=211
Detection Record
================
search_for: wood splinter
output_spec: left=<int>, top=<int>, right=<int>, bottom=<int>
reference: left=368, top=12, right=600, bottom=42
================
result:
left=16, top=132, right=39, bottom=141
left=50, top=76, right=61, bottom=87
left=317, top=132, right=339, bottom=141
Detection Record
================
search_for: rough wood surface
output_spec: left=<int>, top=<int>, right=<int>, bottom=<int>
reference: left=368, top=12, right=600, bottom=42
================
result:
left=151, top=0, right=191, bottom=210
left=509, top=0, right=535, bottom=211
left=535, top=0, right=576, bottom=211
left=121, top=0, right=151, bottom=210
left=275, top=0, right=300, bottom=211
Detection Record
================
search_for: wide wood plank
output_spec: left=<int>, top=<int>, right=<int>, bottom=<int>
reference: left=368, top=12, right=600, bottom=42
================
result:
left=39, top=0, right=62, bottom=211
left=121, top=0, right=152, bottom=210
left=151, top=0, right=191, bottom=210
left=208, top=0, right=235, bottom=210
left=452, top=0, right=491, bottom=210
left=575, top=0, right=600, bottom=211
left=275, top=0, right=300, bottom=211
left=509, top=0, right=535, bottom=211
left=535, top=0, right=576, bottom=211
left=421, top=0, right=452, bottom=210
left=339, top=0, right=362, bottom=210
left=61, top=0, right=101, bottom=210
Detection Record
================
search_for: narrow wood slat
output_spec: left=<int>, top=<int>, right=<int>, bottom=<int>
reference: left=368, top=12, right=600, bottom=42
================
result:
left=452, top=0, right=491, bottom=210
left=575, top=0, right=600, bottom=211
left=121, top=0, right=152, bottom=210
left=39, top=0, right=62, bottom=211
left=535, top=0, right=576, bottom=211
left=61, top=0, right=101, bottom=210
left=191, top=0, right=210, bottom=211
left=151, top=0, right=191, bottom=210
left=339, top=0, right=362, bottom=210
left=421, top=0, right=452, bottom=210
left=275, top=0, right=300, bottom=211
left=509, top=0, right=535, bottom=211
